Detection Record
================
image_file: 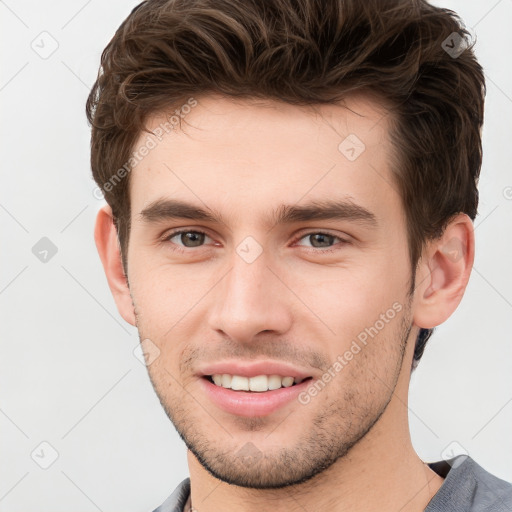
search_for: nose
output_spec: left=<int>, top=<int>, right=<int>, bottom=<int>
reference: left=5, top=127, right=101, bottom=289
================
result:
left=207, top=248, right=293, bottom=344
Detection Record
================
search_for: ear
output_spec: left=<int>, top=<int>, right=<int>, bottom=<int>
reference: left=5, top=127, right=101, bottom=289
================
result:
left=413, top=213, right=475, bottom=329
left=94, top=204, right=136, bottom=326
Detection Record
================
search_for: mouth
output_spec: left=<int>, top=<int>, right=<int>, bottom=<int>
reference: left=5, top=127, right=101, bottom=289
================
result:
left=203, top=374, right=313, bottom=392
left=199, top=373, right=315, bottom=417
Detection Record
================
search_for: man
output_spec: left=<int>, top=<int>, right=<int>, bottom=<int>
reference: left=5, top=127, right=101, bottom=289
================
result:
left=87, top=0, right=512, bottom=510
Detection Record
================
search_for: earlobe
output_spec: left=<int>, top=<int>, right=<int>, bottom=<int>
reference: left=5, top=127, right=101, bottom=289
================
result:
left=413, top=214, right=475, bottom=329
left=94, top=205, right=136, bottom=326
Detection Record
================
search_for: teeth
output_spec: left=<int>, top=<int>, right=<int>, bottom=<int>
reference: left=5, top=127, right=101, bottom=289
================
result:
left=231, top=375, right=249, bottom=391
left=282, top=376, right=294, bottom=388
left=210, top=374, right=304, bottom=392
left=221, top=374, right=232, bottom=388
left=249, top=375, right=268, bottom=392
left=268, top=375, right=282, bottom=390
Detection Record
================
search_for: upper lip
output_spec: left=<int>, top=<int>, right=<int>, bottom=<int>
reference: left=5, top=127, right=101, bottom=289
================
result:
left=197, top=360, right=313, bottom=380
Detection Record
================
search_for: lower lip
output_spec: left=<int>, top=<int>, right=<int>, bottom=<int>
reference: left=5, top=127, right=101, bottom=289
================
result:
left=199, top=377, right=312, bottom=417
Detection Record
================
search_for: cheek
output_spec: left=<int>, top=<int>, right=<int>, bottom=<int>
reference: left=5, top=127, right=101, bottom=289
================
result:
left=130, top=260, right=195, bottom=324
left=289, top=261, right=406, bottom=343
left=325, top=304, right=410, bottom=410
left=129, top=265, right=206, bottom=368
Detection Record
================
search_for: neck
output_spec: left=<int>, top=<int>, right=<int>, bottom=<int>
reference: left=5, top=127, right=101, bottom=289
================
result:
left=185, top=346, right=445, bottom=512
left=185, top=395, right=444, bottom=512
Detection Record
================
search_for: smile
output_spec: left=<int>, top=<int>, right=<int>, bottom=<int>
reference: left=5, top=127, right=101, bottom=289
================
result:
left=207, top=374, right=309, bottom=392
left=200, top=374, right=314, bottom=417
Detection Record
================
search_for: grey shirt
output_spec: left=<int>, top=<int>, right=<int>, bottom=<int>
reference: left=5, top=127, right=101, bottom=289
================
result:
left=152, top=455, right=512, bottom=512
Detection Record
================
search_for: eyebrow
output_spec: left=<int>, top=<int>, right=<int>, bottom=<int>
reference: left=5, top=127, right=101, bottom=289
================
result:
left=139, top=197, right=378, bottom=229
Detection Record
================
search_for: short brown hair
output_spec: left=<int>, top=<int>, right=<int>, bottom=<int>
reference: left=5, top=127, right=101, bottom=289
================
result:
left=86, top=0, right=485, bottom=368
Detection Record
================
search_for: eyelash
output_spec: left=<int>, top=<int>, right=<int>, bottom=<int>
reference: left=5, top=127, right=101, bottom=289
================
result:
left=160, top=229, right=349, bottom=254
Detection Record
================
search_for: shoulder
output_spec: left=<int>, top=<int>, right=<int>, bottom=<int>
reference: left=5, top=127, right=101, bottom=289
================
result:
left=151, top=478, right=190, bottom=512
left=427, top=456, right=512, bottom=512
left=469, top=458, right=512, bottom=511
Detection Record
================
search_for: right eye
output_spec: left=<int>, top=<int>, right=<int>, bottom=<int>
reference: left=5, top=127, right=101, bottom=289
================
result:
left=163, top=230, right=214, bottom=251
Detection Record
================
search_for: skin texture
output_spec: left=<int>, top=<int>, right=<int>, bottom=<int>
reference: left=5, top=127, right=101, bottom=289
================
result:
left=95, top=93, right=474, bottom=511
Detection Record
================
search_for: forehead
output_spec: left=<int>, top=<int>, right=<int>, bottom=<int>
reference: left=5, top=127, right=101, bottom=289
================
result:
left=128, top=93, right=399, bottom=227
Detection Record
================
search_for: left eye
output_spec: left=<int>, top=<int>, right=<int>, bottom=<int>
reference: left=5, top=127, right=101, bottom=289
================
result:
left=295, top=232, right=345, bottom=249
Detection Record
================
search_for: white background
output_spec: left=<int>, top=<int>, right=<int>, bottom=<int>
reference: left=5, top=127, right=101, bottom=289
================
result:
left=1, top=0, right=511, bottom=510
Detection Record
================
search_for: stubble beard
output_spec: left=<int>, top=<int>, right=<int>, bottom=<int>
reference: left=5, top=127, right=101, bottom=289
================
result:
left=139, top=301, right=412, bottom=489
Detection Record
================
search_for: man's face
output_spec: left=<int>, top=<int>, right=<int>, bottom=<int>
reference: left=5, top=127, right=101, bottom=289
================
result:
left=126, top=94, right=416, bottom=488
